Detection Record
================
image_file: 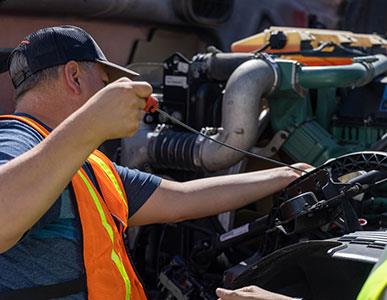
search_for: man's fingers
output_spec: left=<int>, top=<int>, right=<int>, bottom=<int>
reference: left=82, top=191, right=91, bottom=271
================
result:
left=111, top=78, right=151, bottom=107
left=216, top=288, right=237, bottom=299
left=130, top=81, right=153, bottom=98
left=216, top=288, right=231, bottom=299
left=216, top=286, right=264, bottom=300
left=111, top=77, right=152, bottom=96
left=132, top=97, right=146, bottom=110
left=114, top=77, right=132, bottom=83
left=291, top=162, right=314, bottom=170
left=238, top=286, right=259, bottom=293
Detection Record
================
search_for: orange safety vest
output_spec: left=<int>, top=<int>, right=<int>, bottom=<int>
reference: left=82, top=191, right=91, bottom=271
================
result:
left=0, top=115, right=147, bottom=300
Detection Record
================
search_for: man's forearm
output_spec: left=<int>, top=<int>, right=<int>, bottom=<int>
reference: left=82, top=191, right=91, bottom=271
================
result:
left=175, top=167, right=298, bottom=221
left=132, top=166, right=300, bottom=226
left=0, top=113, right=100, bottom=252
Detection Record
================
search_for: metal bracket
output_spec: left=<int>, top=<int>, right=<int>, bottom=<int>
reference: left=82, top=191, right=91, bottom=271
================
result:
left=250, top=130, right=289, bottom=157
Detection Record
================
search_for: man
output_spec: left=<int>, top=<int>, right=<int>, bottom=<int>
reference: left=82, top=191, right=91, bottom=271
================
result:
left=0, top=26, right=309, bottom=299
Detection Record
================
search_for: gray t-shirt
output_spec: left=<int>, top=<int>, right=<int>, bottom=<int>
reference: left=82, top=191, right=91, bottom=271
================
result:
left=0, top=114, right=161, bottom=299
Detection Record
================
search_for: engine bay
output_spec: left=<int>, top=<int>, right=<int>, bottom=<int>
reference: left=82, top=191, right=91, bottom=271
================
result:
left=118, top=27, right=387, bottom=299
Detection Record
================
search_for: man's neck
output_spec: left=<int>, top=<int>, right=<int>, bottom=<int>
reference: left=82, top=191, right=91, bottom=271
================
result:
left=15, top=94, right=66, bottom=129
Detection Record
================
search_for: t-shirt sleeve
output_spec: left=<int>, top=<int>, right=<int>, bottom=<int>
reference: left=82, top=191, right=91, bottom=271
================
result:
left=114, top=163, right=162, bottom=218
left=0, top=123, right=43, bottom=164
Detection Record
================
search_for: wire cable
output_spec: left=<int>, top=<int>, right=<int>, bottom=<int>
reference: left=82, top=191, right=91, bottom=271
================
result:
left=254, top=43, right=270, bottom=55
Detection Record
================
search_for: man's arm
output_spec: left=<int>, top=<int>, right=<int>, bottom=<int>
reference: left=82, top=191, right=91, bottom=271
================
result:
left=128, top=163, right=309, bottom=226
left=0, top=78, right=151, bottom=253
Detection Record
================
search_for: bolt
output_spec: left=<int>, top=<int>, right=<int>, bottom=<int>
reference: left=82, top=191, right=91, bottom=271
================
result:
left=235, top=128, right=244, bottom=134
left=145, top=114, right=154, bottom=123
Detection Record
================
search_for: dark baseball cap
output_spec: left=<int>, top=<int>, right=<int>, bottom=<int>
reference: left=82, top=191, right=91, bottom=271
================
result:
left=9, top=25, right=139, bottom=88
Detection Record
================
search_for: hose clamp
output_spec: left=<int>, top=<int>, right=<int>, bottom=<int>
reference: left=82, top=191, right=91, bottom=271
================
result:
left=358, top=61, right=375, bottom=87
left=255, top=52, right=280, bottom=96
left=353, top=56, right=377, bottom=87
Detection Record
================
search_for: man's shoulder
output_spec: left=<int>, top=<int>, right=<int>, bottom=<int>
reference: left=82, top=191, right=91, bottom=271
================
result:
left=0, top=118, right=44, bottom=163
left=0, top=117, right=44, bottom=139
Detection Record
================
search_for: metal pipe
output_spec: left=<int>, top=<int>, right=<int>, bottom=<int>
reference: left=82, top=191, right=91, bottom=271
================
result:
left=121, top=124, right=154, bottom=169
left=195, top=53, right=255, bottom=81
left=193, top=58, right=277, bottom=171
left=0, top=0, right=233, bottom=27
left=0, top=0, right=185, bottom=26
left=298, top=54, right=387, bottom=88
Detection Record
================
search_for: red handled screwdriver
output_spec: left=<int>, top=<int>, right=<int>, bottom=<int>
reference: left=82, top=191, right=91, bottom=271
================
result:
left=144, top=96, right=159, bottom=113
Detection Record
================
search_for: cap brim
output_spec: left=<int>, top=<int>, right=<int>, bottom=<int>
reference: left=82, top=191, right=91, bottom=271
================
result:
left=96, top=59, right=140, bottom=82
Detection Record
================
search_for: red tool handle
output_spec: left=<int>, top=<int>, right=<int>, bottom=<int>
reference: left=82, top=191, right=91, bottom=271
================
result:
left=144, top=96, right=159, bottom=113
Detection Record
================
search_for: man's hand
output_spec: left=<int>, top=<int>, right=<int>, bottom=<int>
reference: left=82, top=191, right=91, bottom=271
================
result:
left=284, top=163, right=314, bottom=182
left=79, top=77, right=152, bottom=143
left=216, top=286, right=293, bottom=300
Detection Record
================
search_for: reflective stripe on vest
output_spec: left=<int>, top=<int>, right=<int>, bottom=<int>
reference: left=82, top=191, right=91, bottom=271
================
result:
left=88, top=151, right=129, bottom=230
left=357, top=259, right=387, bottom=300
left=0, top=115, right=147, bottom=300
left=89, top=153, right=127, bottom=206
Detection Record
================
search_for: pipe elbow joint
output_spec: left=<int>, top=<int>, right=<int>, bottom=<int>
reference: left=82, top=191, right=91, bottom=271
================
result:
left=194, top=58, right=278, bottom=172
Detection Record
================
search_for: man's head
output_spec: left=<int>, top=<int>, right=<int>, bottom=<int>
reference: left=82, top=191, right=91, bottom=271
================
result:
left=8, top=25, right=138, bottom=100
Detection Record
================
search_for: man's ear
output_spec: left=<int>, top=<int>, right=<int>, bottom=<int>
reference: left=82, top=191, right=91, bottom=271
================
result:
left=63, top=61, right=81, bottom=95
